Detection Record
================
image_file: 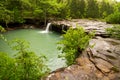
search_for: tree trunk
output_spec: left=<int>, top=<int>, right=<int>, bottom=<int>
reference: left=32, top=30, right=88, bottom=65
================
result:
left=44, top=9, right=47, bottom=26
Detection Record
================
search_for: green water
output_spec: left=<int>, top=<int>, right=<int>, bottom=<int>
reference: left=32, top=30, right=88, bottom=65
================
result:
left=0, top=29, right=65, bottom=71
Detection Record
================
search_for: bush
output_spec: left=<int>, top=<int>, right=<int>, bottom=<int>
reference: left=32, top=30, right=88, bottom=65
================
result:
left=0, top=25, right=7, bottom=41
left=106, top=25, right=120, bottom=39
left=105, top=12, right=120, bottom=24
left=0, top=39, right=50, bottom=80
left=0, top=25, right=6, bottom=32
left=0, top=52, right=15, bottom=80
left=10, top=39, right=50, bottom=80
left=58, top=27, right=94, bottom=66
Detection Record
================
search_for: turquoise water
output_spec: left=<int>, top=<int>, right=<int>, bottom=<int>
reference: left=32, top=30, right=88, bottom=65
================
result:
left=0, top=29, right=65, bottom=71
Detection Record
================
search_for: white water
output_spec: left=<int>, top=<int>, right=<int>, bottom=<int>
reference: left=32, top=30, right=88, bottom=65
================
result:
left=39, top=23, right=51, bottom=33
left=45, top=23, right=51, bottom=32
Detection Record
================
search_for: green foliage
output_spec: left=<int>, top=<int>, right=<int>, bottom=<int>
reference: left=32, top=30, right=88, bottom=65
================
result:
left=99, top=0, right=114, bottom=18
left=0, top=9, right=13, bottom=28
left=105, top=12, right=120, bottom=24
left=0, top=52, right=15, bottom=80
left=58, top=27, right=94, bottom=66
left=86, top=0, right=99, bottom=18
left=106, top=25, right=120, bottom=39
left=0, top=0, right=118, bottom=23
left=38, top=0, right=61, bottom=25
left=68, top=0, right=86, bottom=18
left=0, top=39, right=50, bottom=80
left=58, top=0, right=115, bottom=19
left=0, top=25, right=6, bottom=32
left=0, top=26, right=7, bottom=41
left=117, top=2, right=120, bottom=12
left=11, top=39, right=50, bottom=79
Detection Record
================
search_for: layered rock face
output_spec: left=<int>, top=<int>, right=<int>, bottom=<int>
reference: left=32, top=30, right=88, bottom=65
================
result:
left=46, top=37, right=120, bottom=80
left=45, top=20, right=120, bottom=80
left=52, top=19, right=113, bottom=37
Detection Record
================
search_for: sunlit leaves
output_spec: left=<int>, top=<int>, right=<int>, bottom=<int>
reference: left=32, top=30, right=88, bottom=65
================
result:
left=105, top=12, right=120, bottom=24
left=0, top=39, right=50, bottom=80
left=0, top=52, right=15, bottom=80
left=106, top=25, right=120, bottom=39
left=58, top=26, right=94, bottom=66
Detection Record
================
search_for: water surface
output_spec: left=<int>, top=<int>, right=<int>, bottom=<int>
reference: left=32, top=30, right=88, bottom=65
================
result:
left=0, top=29, right=65, bottom=71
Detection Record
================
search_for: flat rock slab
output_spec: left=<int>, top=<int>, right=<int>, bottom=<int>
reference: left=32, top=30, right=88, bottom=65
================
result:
left=52, top=19, right=113, bottom=37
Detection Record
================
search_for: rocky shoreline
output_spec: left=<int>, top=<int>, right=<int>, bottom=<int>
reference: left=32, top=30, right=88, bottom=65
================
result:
left=45, top=37, right=120, bottom=80
left=3, top=19, right=120, bottom=80
left=45, top=19, right=120, bottom=80
left=51, top=19, right=113, bottom=37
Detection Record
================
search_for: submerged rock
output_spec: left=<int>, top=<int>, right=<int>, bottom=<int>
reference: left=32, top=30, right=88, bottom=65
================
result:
left=45, top=37, right=120, bottom=80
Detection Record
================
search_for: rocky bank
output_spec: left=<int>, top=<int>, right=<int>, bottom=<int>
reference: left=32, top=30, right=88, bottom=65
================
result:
left=52, top=19, right=113, bottom=37
left=45, top=19, right=120, bottom=80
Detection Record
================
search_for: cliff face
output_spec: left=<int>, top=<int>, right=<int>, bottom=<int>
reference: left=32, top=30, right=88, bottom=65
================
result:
left=46, top=37, right=120, bottom=80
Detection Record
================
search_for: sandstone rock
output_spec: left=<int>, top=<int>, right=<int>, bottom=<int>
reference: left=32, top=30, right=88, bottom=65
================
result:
left=45, top=19, right=120, bottom=80
left=52, top=19, right=113, bottom=37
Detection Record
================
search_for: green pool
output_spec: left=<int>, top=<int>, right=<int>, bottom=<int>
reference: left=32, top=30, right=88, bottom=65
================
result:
left=0, top=29, right=65, bottom=71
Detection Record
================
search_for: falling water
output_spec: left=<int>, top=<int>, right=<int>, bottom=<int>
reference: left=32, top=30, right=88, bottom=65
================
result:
left=39, top=23, right=51, bottom=33
left=45, top=23, right=51, bottom=32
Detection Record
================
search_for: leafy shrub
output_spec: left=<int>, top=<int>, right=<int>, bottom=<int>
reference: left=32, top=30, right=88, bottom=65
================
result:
left=0, top=25, right=7, bottom=41
left=0, top=39, right=50, bottom=80
left=58, top=27, right=94, bottom=66
left=105, top=12, right=120, bottom=24
left=0, top=52, right=15, bottom=80
left=0, top=25, right=6, bottom=32
left=106, top=25, right=120, bottom=39
left=9, top=39, right=50, bottom=80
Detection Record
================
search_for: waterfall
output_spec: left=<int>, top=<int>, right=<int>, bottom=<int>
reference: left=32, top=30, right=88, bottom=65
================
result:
left=45, top=23, right=51, bottom=32
left=62, top=25, right=65, bottom=30
left=39, top=23, right=51, bottom=33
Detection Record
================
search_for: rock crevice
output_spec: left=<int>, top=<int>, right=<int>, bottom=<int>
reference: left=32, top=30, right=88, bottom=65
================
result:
left=45, top=37, right=120, bottom=80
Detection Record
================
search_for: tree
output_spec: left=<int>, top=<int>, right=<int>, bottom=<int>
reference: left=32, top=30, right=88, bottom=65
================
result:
left=105, top=12, right=120, bottom=24
left=115, top=2, right=120, bottom=12
left=1, top=9, right=13, bottom=28
left=56, top=0, right=71, bottom=19
left=0, top=0, right=13, bottom=28
left=69, top=0, right=80, bottom=18
left=69, top=0, right=86, bottom=18
left=99, top=0, right=114, bottom=18
left=79, top=0, right=86, bottom=18
left=86, top=0, right=99, bottom=18
left=39, top=0, right=61, bottom=26
left=6, top=0, right=31, bottom=23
